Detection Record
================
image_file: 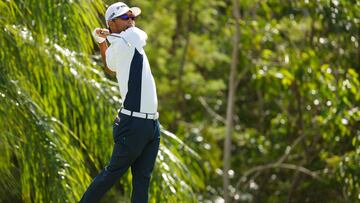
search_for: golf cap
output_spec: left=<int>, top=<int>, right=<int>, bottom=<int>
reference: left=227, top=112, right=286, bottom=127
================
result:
left=105, top=2, right=141, bottom=26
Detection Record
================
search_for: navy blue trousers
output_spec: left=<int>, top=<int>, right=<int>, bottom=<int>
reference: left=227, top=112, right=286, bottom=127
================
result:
left=79, top=112, right=160, bottom=203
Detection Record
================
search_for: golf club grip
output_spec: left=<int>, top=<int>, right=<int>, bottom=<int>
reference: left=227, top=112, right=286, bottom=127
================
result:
left=100, top=30, right=110, bottom=35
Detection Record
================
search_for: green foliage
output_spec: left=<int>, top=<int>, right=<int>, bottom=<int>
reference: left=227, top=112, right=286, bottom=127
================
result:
left=227, top=1, right=360, bottom=202
left=1, top=0, right=359, bottom=202
left=1, top=0, right=205, bottom=202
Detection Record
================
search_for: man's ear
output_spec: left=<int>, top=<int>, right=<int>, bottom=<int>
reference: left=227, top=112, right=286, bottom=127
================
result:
left=108, top=20, right=115, bottom=28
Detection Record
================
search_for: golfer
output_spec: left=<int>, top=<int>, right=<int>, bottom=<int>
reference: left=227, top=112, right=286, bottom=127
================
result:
left=80, top=2, right=160, bottom=203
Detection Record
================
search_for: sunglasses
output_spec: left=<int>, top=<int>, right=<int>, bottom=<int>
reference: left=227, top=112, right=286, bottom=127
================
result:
left=115, top=14, right=136, bottom=21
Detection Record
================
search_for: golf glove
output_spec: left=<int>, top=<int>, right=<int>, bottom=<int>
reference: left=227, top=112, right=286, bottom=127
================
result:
left=92, top=28, right=107, bottom=43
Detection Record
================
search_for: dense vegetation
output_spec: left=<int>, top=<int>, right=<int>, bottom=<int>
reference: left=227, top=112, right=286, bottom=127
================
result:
left=0, top=0, right=359, bottom=202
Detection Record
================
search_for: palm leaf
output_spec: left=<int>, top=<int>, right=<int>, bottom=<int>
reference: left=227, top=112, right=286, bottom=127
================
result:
left=0, top=0, right=205, bottom=202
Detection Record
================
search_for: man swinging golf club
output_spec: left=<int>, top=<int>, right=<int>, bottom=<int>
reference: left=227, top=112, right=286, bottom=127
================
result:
left=80, top=2, right=160, bottom=203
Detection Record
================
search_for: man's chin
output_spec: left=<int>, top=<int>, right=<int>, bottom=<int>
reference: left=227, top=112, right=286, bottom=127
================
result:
left=122, top=25, right=135, bottom=32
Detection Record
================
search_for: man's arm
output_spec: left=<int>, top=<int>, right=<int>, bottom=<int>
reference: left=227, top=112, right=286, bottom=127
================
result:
left=93, top=28, right=116, bottom=77
left=98, top=41, right=115, bottom=76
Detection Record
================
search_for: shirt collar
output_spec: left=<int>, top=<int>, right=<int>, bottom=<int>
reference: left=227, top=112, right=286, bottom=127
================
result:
left=107, top=33, right=122, bottom=44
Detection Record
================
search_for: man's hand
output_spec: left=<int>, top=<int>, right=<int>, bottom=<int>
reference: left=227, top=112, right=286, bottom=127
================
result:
left=92, top=28, right=110, bottom=43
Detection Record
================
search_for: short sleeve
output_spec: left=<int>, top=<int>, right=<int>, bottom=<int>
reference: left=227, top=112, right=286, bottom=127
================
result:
left=121, top=27, right=148, bottom=49
left=105, top=40, right=131, bottom=72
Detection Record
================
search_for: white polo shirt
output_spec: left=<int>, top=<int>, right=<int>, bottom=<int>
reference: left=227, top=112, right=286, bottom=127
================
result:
left=106, top=27, right=158, bottom=113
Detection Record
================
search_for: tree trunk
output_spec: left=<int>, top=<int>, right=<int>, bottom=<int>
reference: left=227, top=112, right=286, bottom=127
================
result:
left=223, top=0, right=240, bottom=202
left=175, top=2, right=193, bottom=119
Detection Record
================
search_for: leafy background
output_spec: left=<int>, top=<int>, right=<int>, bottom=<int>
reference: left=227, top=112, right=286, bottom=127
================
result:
left=0, top=0, right=359, bottom=202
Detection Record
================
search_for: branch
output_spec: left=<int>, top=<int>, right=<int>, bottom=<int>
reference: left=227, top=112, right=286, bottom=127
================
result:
left=275, top=134, right=305, bottom=165
left=235, top=65, right=250, bottom=89
left=198, top=96, right=226, bottom=124
left=235, top=162, right=322, bottom=191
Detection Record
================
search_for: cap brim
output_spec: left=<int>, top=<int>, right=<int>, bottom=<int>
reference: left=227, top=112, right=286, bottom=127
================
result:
left=130, top=7, right=141, bottom=16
